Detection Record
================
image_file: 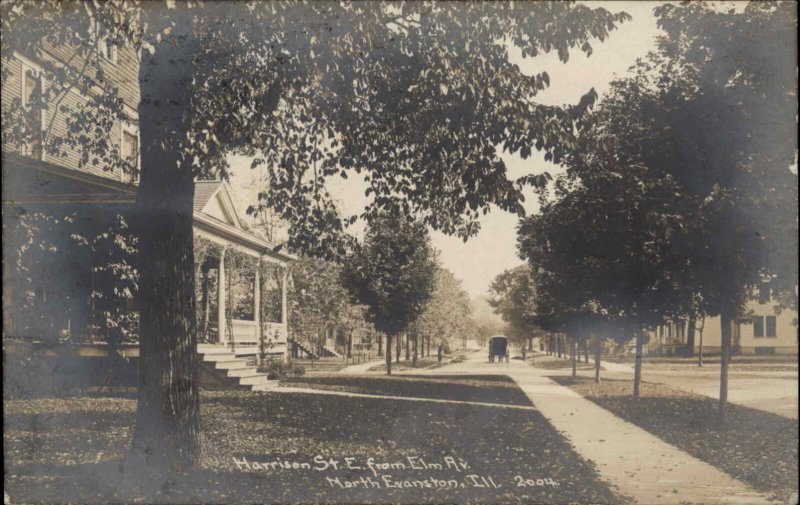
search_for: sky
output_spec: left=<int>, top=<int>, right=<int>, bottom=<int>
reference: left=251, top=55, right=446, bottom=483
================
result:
left=229, top=1, right=663, bottom=299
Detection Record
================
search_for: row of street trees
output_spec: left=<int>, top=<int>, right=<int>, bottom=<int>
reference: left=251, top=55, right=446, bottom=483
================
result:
left=417, top=267, right=474, bottom=354
left=488, top=265, right=540, bottom=351
left=288, top=215, right=474, bottom=370
left=342, top=212, right=437, bottom=375
left=516, top=2, right=797, bottom=425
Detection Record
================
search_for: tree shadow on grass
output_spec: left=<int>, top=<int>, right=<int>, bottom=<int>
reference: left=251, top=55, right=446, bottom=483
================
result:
left=280, top=374, right=532, bottom=406
left=550, top=376, right=799, bottom=502
left=5, top=395, right=136, bottom=469
left=6, top=388, right=628, bottom=504
left=196, top=390, right=628, bottom=504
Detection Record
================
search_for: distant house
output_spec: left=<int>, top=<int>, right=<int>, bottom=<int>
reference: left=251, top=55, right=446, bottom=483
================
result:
left=2, top=20, right=294, bottom=393
left=648, top=287, right=797, bottom=356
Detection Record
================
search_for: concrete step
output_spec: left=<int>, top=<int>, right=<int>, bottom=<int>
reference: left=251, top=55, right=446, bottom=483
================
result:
left=200, top=353, right=237, bottom=362
left=239, top=374, right=270, bottom=386
left=198, top=344, right=228, bottom=352
left=214, top=360, right=250, bottom=370
left=226, top=368, right=261, bottom=378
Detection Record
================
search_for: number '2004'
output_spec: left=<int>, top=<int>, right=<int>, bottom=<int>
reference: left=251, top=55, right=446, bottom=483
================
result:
left=514, top=476, right=558, bottom=487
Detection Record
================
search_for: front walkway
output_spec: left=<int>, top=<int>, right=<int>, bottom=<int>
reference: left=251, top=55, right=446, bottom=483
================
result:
left=338, top=359, right=384, bottom=374
left=395, top=351, right=774, bottom=505
left=273, top=386, right=539, bottom=411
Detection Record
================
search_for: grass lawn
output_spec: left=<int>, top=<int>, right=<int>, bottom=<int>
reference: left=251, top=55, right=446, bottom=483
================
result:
left=532, top=355, right=601, bottom=372
left=603, top=355, right=798, bottom=372
left=281, top=374, right=533, bottom=406
left=367, top=357, right=440, bottom=372
left=551, top=376, right=799, bottom=502
left=366, top=349, right=473, bottom=372
left=5, top=375, right=627, bottom=504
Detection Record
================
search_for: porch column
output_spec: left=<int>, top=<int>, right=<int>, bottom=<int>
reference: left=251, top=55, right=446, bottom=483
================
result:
left=201, top=269, right=210, bottom=341
left=254, top=260, right=262, bottom=351
left=217, top=249, right=226, bottom=344
left=281, top=267, right=288, bottom=328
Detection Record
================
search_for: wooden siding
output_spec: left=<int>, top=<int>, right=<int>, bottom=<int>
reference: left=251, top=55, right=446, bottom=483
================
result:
left=0, top=58, right=23, bottom=111
left=42, top=34, right=140, bottom=114
left=3, top=47, right=139, bottom=182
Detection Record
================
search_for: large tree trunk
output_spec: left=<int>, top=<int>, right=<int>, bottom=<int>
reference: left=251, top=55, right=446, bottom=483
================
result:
left=583, top=337, right=589, bottom=363
left=571, top=339, right=577, bottom=377
left=698, top=325, right=704, bottom=367
left=686, top=316, right=696, bottom=357
left=594, top=334, right=602, bottom=383
left=719, top=310, right=733, bottom=428
left=386, top=334, right=392, bottom=375
left=412, top=330, right=418, bottom=368
left=633, top=330, right=644, bottom=399
left=130, top=6, right=200, bottom=472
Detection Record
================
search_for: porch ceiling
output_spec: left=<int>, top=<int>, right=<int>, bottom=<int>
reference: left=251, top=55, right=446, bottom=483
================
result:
left=3, top=152, right=295, bottom=263
left=2, top=152, right=136, bottom=206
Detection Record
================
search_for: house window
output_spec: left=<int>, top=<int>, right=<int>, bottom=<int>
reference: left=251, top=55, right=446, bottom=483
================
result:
left=765, top=316, right=777, bottom=338
left=21, top=68, right=44, bottom=158
left=753, top=315, right=778, bottom=338
left=120, top=126, right=139, bottom=183
left=95, top=21, right=118, bottom=64
left=753, top=317, right=764, bottom=338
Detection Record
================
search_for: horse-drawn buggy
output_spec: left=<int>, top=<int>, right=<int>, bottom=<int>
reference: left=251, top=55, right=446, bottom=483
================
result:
left=488, top=335, right=509, bottom=363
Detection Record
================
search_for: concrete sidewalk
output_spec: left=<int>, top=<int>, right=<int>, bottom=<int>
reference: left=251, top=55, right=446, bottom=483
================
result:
left=511, top=371, right=772, bottom=505
left=338, top=359, right=384, bottom=374
left=415, top=352, right=774, bottom=505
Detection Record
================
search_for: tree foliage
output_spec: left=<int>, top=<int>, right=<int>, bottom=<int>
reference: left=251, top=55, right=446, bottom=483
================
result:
left=416, top=267, right=473, bottom=351
left=2, top=0, right=632, bottom=468
left=518, top=1, right=797, bottom=402
left=648, top=1, right=798, bottom=317
left=5, top=209, right=138, bottom=345
left=487, top=265, right=540, bottom=344
left=342, top=213, right=436, bottom=339
left=288, top=255, right=370, bottom=351
left=2, top=0, right=633, bottom=257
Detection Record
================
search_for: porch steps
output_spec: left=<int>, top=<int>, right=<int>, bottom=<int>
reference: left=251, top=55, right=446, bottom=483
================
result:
left=197, top=345, right=279, bottom=392
left=289, top=338, right=319, bottom=360
left=321, top=345, right=342, bottom=358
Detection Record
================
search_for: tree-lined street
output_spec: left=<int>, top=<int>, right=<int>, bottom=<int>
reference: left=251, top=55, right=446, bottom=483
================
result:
left=3, top=1, right=797, bottom=504
left=406, top=350, right=776, bottom=505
